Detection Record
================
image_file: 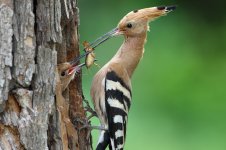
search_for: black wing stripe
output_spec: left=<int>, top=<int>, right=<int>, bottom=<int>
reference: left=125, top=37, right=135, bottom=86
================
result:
left=106, top=89, right=131, bottom=111
left=106, top=71, right=132, bottom=97
left=96, top=130, right=110, bottom=150
left=115, top=136, right=124, bottom=144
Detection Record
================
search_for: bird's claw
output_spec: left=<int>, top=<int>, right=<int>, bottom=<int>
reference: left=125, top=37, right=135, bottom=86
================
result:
left=79, top=124, right=107, bottom=132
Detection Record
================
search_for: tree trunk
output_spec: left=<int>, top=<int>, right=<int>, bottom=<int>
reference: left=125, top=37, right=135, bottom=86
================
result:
left=0, top=0, right=90, bottom=149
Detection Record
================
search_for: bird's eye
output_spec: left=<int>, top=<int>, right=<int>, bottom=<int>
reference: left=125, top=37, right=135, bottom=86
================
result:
left=126, top=23, right=133, bottom=28
left=61, top=71, right=66, bottom=76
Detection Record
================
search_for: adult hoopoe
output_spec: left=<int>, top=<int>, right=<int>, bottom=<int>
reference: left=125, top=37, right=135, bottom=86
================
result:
left=90, top=6, right=176, bottom=150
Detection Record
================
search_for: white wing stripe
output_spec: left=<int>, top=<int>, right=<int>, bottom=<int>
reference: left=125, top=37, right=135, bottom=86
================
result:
left=107, top=98, right=126, bottom=112
left=115, top=129, right=124, bottom=139
left=106, top=80, right=131, bottom=100
left=117, top=144, right=124, bottom=149
left=113, top=115, right=123, bottom=123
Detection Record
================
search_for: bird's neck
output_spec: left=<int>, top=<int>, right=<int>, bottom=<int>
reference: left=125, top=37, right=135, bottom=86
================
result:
left=111, top=33, right=147, bottom=77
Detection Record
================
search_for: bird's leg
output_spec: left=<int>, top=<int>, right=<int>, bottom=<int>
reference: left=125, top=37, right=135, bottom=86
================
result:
left=78, top=121, right=107, bottom=134
left=79, top=124, right=107, bottom=131
left=72, top=118, right=106, bottom=150
left=83, top=99, right=98, bottom=120
left=72, top=99, right=105, bottom=142
left=74, top=116, right=106, bottom=132
left=85, top=107, right=97, bottom=120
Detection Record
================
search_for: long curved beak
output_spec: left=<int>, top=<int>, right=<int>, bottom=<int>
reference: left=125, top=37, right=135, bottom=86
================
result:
left=69, top=5, right=176, bottom=66
left=69, top=28, right=119, bottom=65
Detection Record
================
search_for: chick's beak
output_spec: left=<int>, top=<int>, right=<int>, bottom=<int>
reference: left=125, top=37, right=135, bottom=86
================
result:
left=68, top=63, right=86, bottom=75
left=68, top=59, right=98, bottom=75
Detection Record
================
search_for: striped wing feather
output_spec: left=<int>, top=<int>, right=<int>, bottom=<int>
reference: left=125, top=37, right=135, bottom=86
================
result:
left=105, top=71, right=132, bottom=150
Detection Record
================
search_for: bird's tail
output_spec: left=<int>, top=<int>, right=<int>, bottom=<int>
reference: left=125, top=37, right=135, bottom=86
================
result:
left=96, top=130, right=110, bottom=150
left=109, top=117, right=127, bottom=150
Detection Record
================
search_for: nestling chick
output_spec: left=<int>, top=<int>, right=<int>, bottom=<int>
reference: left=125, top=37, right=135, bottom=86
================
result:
left=57, top=62, right=84, bottom=91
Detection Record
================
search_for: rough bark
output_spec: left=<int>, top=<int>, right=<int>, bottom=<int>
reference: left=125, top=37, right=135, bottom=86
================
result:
left=0, top=0, right=90, bottom=150
left=0, top=2, right=13, bottom=111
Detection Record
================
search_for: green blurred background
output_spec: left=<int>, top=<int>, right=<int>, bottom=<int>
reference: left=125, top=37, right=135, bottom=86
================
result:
left=78, top=0, right=226, bottom=149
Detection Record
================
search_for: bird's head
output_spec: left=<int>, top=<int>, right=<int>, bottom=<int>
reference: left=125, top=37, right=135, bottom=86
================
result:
left=115, top=6, right=176, bottom=37
left=57, top=62, right=85, bottom=91
left=83, top=6, right=176, bottom=49
left=114, top=6, right=175, bottom=36
left=66, top=5, right=176, bottom=74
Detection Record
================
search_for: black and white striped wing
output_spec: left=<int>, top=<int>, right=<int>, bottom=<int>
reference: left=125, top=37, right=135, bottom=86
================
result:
left=105, top=71, right=132, bottom=150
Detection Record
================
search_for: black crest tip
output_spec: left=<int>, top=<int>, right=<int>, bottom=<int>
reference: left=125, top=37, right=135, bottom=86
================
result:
left=166, top=5, right=176, bottom=11
left=157, top=5, right=177, bottom=11
left=157, top=6, right=166, bottom=10
left=133, top=9, right=139, bottom=13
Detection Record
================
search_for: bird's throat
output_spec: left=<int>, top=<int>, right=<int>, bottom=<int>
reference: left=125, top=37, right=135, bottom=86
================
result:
left=112, top=33, right=147, bottom=77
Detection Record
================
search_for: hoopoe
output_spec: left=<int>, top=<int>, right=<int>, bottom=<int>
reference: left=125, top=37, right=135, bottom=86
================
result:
left=55, top=60, right=86, bottom=149
left=89, top=6, right=176, bottom=150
